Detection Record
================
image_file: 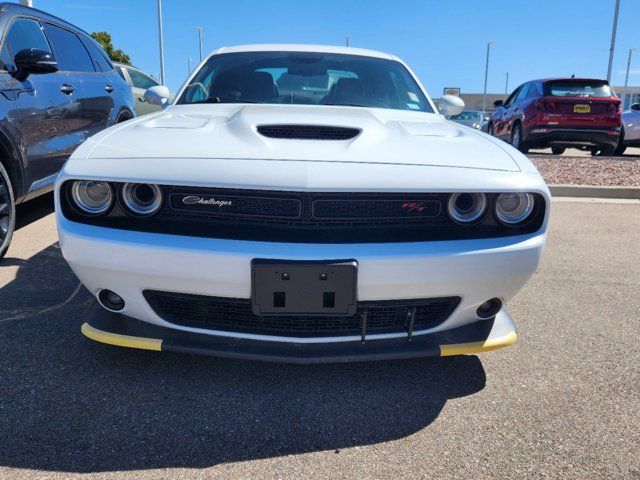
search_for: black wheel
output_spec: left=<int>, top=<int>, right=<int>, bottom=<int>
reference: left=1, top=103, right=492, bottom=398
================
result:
left=593, top=145, right=615, bottom=157
left=613, top=128, right=626, bottom=156
left=551, top=147, right=566, bottom=155
left=487, top=123, right=494, bottom=136
left=0, top=162, right=16, bottom=260
left=116, top=110, right=134, bottom=123
left=511, top=123, right=528, bottom=153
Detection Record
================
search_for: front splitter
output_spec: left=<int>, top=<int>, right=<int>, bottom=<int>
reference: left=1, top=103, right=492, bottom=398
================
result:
left=82, top=303, right=517, bottom=364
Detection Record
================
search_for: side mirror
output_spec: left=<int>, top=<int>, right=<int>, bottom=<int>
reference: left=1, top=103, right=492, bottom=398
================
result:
left=493, top=99, right=504, bottom=108
left=13, top=49, right=57, bottom=80
left=631, top=103, right=640, bottom=111
left=439, top=94, right=465, bottom=116
left=144, top=85, right=171, bottom=107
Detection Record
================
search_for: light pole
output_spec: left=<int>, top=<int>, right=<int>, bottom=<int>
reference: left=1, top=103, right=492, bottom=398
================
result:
left=188, top=57, right=192, bottom=75
left=624, top=48, right=636, bottom=108
left=156, top=0, right=165, bottom=85
left=197, top=27, right=203, bottom=61
left=606, top=0, right=621, bottom=82
left=345, top=35, right=351, bottom=47
left=482, top=41, right=493, bottom=113
left=505, top=72, right=509, bottom=95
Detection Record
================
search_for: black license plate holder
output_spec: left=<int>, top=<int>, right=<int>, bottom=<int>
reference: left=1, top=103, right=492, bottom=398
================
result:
left=251, top=259, right=357, bottom=317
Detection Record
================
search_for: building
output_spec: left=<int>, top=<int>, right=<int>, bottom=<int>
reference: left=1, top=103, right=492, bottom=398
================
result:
left=458, top=93, right=506, bottom=112
left=614, top=86, right=640, bottom=110
left=433, top=93, right=506, bottom=113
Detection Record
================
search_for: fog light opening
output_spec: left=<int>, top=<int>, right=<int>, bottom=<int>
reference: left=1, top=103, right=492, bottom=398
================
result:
left=98, top=289, right=126, bottom=312
left=476, top=298, right=502, bottom=319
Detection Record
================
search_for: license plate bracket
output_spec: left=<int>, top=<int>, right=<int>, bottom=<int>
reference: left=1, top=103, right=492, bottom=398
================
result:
left=251, top=259, right=357, bottom=316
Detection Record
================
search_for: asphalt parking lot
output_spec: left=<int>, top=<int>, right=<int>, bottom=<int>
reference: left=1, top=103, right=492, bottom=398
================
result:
left=1, top=195, right=639, bottom=479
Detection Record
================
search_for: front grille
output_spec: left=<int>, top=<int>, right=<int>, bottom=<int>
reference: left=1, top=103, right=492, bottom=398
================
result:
left=144, top=290, right=461, bottom=338
left=257, top=124, right=360, bottom=140
left=312, top=197, right=440, bottom=220
left=61, top=184, right=546, bottom=243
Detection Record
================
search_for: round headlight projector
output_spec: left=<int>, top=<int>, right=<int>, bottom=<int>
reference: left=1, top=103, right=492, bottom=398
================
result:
left=121, top=183, right=163, bottom=216
left=447, top=193, right=487, bottom=223
left=71, top=180, right=113, bottom=215
left=495, top=193, right=534, bottom=225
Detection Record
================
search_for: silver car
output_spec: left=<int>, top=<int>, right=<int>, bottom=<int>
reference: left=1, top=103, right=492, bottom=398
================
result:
left=114, top=63, right=171, bottom=116
left=615, top=103, right=640, bottom=155
left=447, top=110, right=489, bottom=131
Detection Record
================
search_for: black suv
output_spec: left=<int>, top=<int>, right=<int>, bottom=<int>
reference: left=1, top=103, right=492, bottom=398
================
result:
left=0, top=3, right=134, bottom=258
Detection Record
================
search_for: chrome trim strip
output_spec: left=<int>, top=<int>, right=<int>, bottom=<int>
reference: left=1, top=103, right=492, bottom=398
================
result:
left=151, top=318, right=451, bottom=344
left=28, top=173, right=58, bottom=193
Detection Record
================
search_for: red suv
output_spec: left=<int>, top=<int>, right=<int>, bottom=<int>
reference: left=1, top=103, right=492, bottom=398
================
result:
left=488, top=78, right=621, bottom=155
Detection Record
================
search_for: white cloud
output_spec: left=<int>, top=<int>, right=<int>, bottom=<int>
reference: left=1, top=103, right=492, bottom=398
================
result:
left=619, top=69, right=640, bottom=76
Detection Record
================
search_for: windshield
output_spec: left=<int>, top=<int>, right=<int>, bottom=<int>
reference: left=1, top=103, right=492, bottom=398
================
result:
left=544, top=80, right=615, bottom=98
left=177, top=51, right=433, bottom=113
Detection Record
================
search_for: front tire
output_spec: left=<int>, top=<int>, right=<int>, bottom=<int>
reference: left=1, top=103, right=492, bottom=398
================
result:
left=0, top=162, right=16, bottom=260
left=511, top=123, right=528, bottom=153
left=487, top=123, right=494, bottom=136
left=613, top=128, right=626, bottom=156
left=551, top=147, right=566, bottom=155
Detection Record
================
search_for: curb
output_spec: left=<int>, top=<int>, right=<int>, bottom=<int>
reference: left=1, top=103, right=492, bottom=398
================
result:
left=549, top=184, right=640, bottom=199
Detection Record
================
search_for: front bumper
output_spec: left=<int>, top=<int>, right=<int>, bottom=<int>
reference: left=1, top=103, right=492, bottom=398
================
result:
left=58, top=215, right=545, bottom=346
left=82, top=302, right=517, bottom=363
left=526, top=126, right=620, bottom=148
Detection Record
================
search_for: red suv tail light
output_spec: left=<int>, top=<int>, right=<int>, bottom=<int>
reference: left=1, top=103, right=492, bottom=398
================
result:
left=534, top=100, right=556, bottom=112
left=604, top=102, right=616, bottom=113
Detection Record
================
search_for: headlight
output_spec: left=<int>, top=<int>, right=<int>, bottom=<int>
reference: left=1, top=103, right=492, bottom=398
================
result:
left=447, top=193, right=487, bottom=223
left=121, top=183, right=162, bottom=216
left=495, top=193, right=535, bottom=225
left=71, top=180, right=113, bottom=215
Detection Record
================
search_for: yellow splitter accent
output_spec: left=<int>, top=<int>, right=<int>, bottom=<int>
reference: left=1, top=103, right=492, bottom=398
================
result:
left=81, top=323, right=162, bottom=351
left=439, top=330, right=517, bottom=356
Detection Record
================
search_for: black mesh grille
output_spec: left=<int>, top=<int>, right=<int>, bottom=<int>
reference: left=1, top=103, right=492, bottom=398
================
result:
left=257, top=125, right=361, bottom=140
left=170, top=193, right=301, bottom=219
left=144, top=290, right=461, bottom=338
left=312, top=197, right=440, bottom=220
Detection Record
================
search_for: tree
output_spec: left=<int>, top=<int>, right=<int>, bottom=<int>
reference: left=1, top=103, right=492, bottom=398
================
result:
left=91, top=31, right=131, bottom=65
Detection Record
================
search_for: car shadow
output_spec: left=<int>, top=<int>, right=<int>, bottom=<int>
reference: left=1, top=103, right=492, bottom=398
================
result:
left=15, top=192, right=55, bottom=231
left=528, top=149, right=640, bottom=158
left=0, top=243, right=487, bottom=474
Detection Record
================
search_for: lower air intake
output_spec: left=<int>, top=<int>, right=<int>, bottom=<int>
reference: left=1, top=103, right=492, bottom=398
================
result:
left=143, top=290, right=461, bottom=338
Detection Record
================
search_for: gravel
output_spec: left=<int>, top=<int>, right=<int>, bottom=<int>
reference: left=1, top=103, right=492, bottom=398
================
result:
left=528, top=155, right=640, bottom=187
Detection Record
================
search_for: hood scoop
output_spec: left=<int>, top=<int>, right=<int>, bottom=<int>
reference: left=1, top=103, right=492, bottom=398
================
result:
left=256, top=124, right=361, bottom=140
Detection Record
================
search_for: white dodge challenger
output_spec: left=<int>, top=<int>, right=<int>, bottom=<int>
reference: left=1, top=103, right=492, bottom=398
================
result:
left=55, top=44, right=550, bottom=363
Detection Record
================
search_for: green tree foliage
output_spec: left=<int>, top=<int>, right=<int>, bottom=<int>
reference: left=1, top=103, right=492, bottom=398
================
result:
left=91, top=31, right=131, bottom=65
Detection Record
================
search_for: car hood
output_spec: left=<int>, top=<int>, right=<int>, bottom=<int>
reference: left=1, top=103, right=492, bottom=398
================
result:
left=78, top=104, right=520, bottom=172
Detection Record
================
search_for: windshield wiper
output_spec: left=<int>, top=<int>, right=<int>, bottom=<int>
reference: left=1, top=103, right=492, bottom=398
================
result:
left=322, top=102, right=370, bottom=108
left=210, top=96, right=261, bottom=104
left=188, top=96, right=262, bottom=104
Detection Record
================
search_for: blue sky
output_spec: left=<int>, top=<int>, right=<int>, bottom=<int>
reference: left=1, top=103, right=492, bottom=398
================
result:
left=24, top=0, right=640, bottom=96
